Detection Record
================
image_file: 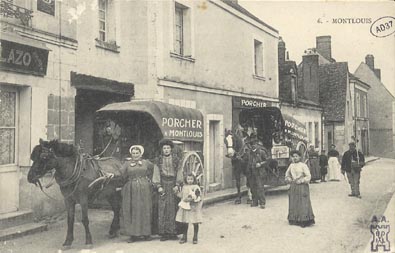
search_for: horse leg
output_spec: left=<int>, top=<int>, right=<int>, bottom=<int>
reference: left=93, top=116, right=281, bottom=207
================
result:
left=80, top=196, right=93, bottom=245
left=63, top=199, right=75, bottom=247
left=234, top=161, right=242, bottom=204
left=108, top=191, right=122, bottom=238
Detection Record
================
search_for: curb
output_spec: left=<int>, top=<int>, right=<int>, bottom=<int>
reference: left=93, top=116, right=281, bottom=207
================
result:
left=365, top=157, right=380, bottom=164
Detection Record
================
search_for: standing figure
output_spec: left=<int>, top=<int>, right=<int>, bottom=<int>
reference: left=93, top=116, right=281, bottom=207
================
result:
left=152, top=139, right=183, bottom=241
left=319, top=150, right=328, bottom=182
left=176, top=173, right=203, bottom=244
left=247, top=138, right=268, bottom=209
left=327, top=144, right=342, bottom=181
left=306, top=145, right=321, bottom=183
left=341, top=142, right=365, bottom=198
left=120, top=145, right=154, bottom=243
left=285, top=150, right=315, bottom=228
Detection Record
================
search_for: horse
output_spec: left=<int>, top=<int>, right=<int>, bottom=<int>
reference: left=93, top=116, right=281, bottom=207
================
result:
left=225, top=129, right=280, bottom=204
left=27, top=139, right=125, bottom=248
left=224, top=129, right=251, bottom=204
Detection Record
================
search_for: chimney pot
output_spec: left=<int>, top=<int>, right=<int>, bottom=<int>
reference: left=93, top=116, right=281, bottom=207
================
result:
left=278, top=37, right=286, bottom=65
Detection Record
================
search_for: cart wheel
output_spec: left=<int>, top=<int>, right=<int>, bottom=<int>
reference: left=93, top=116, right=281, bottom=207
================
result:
left=181, top=151, right=204, bottom=192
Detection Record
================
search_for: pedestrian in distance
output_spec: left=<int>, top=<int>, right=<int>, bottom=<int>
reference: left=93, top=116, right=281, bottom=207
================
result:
left=319, top=149, right=328, bottom=182
left=247, top=137, right=268, bottom=209
left=176, top=173, right=203, bottom=244
left=341, top=142, right=365, bottom=198
left=120, top=145, right=154, bottom=243
left=306, top=144, right=321, bottom=183
left=285, top=150, right=315, bottom=228
left=327, top=144, right=342, bottom=181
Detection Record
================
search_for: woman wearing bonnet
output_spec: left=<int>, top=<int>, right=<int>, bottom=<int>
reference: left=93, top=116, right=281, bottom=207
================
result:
left=120, top=145, right=154, bottom=243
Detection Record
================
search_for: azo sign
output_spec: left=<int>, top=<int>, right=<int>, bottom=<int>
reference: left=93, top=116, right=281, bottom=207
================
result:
left=0, top=40, right=49, bottom=76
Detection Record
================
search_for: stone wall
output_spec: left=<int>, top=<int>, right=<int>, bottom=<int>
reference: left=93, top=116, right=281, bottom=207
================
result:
left=47, top=95, right=75, bottom=143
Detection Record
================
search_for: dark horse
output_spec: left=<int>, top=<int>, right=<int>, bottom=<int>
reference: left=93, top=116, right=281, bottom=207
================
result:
left=224, top=129, right=251, bottom=204
left=225, top=129, right=279, bottom=204
left=27, top=139, right=125, bottom=247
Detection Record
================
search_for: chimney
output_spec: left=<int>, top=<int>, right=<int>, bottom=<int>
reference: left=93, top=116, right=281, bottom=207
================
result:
left=316, top=36, right=332, bottom=60
left=365, top=54, right=381, bottom=80
left=301, top=49, right=320, bottom=103
left=278, top=37, right=286, bottom=65
left=365, top=54, right=375, bottom=70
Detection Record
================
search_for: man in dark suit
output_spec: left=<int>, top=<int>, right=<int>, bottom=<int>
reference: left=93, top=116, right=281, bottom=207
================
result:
left=247, top=138, right=268, bottom=209
left=341, top=142, right=365, bottom=198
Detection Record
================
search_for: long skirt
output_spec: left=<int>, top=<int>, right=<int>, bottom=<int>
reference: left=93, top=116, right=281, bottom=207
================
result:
left=327, top=157, right=342, bottom=181
left=121, top=178, right=152, bottom=236
left=158, top=177, right=180, bottom=235
left=288, top=183, right=315, bottom=226
left=307, top=158, right=321, bottom=181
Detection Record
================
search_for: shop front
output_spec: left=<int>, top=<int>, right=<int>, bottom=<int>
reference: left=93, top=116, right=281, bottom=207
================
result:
left=0, top=31, right=50, bottom=214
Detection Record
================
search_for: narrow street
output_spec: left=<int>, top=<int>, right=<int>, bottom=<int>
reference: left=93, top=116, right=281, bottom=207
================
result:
left=1, top=158, right=394, bottom=253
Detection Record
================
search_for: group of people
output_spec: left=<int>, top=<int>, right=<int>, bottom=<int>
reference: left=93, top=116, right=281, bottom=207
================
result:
left=285, top=141, right=366, bottom=228
left=119, top=139, right=202, bottom=244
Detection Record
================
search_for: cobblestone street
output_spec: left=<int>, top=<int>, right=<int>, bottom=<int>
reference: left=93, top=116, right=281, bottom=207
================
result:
left=1, top=158, right=394, bottom=253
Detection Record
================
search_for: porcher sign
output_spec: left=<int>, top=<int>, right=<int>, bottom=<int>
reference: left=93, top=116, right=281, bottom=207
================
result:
left=162, top=117, right=203, bottom=140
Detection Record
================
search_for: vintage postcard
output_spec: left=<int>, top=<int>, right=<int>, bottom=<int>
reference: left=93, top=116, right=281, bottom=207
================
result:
left=0, top=0, right=394, bottom=252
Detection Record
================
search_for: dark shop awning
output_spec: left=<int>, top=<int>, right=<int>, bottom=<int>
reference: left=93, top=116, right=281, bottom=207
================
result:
left=97, top=100, right=204, bottom=142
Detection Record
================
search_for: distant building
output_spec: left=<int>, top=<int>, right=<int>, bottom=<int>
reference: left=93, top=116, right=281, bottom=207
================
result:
left=278, top=38, right=323, bottom=152
left=354, top=55, right=395, bottom=157
left=300, top=36, right=370, bottom=155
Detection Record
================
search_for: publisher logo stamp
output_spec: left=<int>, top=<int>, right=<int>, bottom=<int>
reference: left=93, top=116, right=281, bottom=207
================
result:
left=370, top=215, right=391, bottom=252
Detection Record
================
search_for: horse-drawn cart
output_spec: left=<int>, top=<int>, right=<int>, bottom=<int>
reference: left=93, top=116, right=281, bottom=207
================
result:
left=225, top=107, right=309, bottom=195
left=95, top=100, right=205, bottom=189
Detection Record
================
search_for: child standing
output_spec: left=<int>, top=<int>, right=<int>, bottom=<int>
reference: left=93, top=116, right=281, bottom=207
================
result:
left=285, top=150, right=315, bottom=228
left=175, top=174, right=203, bottom=244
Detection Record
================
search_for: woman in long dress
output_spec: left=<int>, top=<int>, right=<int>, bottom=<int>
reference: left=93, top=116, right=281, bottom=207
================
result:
left=152, top=139, right=183, bottom=241
left=306, top=145, right=321, bottom=183
left=327, top=144, right=342, bottom=181
left=121, top=145, right=154, bottom=243
left=285, top=150, right=315, bottom=228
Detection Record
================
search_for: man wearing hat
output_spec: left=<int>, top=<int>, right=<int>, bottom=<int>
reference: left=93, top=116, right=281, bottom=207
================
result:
left=246, top=137, right=268, bottom=209
left=341, top=142, right=365, bottom=198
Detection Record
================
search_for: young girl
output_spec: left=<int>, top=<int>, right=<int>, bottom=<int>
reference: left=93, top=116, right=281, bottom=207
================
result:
left=285, top=150, right=315, bottom=228
left=175, top=173, right=203, bottom=244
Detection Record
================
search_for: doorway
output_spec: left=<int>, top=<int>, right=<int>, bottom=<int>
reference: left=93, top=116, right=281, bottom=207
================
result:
left=0, top=86, right=19, bottom=214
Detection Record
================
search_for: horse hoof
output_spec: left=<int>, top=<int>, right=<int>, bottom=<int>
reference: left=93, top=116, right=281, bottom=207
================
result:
left=108, top=232, right=117, bottom=239
left=61, top=245, right=71, bottom=251
left=85, top=244, right=93, bottom=249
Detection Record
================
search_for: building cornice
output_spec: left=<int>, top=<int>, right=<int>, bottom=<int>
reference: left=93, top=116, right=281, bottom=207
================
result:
left=158, top=78, right=280, bottom=103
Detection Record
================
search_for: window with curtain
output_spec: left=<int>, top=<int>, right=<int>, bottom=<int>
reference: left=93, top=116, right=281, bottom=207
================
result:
left=0, top=90, right=16, bottom=165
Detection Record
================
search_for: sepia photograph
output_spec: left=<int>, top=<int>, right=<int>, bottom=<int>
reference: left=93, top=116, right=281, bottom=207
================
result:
left=0, top=0, right=394, bottom=252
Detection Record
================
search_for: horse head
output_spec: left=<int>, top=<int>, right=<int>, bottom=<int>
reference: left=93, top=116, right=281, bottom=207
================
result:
left=27, top=139, right=59, bottom=185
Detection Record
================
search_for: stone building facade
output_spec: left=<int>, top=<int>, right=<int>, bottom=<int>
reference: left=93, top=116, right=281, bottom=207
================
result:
left=354, top=55, right=395, bottom=157
left=1, top=0, right=77, bottom=217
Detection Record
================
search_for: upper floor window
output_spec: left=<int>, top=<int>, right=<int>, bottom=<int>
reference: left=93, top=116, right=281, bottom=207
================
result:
left=356, top=93, right=361, bottom=117
left=254, top=39, right=264, bottom=77
left=173, top=2, right=192, bottom=58
left=362, top=94, right=367, bottom=118
left=98, top=0, right=107, bottom=41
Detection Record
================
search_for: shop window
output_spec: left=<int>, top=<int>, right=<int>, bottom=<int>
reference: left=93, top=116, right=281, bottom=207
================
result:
left=0, top=89, right=17, bottom=165
left=254, top=39, right=264, bottom=77
left=173, top=2, right=192, bottom=57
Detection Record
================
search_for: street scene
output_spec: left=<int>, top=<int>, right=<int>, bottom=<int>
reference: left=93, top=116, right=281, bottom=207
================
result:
left=1, top=0, right=395, bottom=253
left=1, top=158, right=395, bottom=253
